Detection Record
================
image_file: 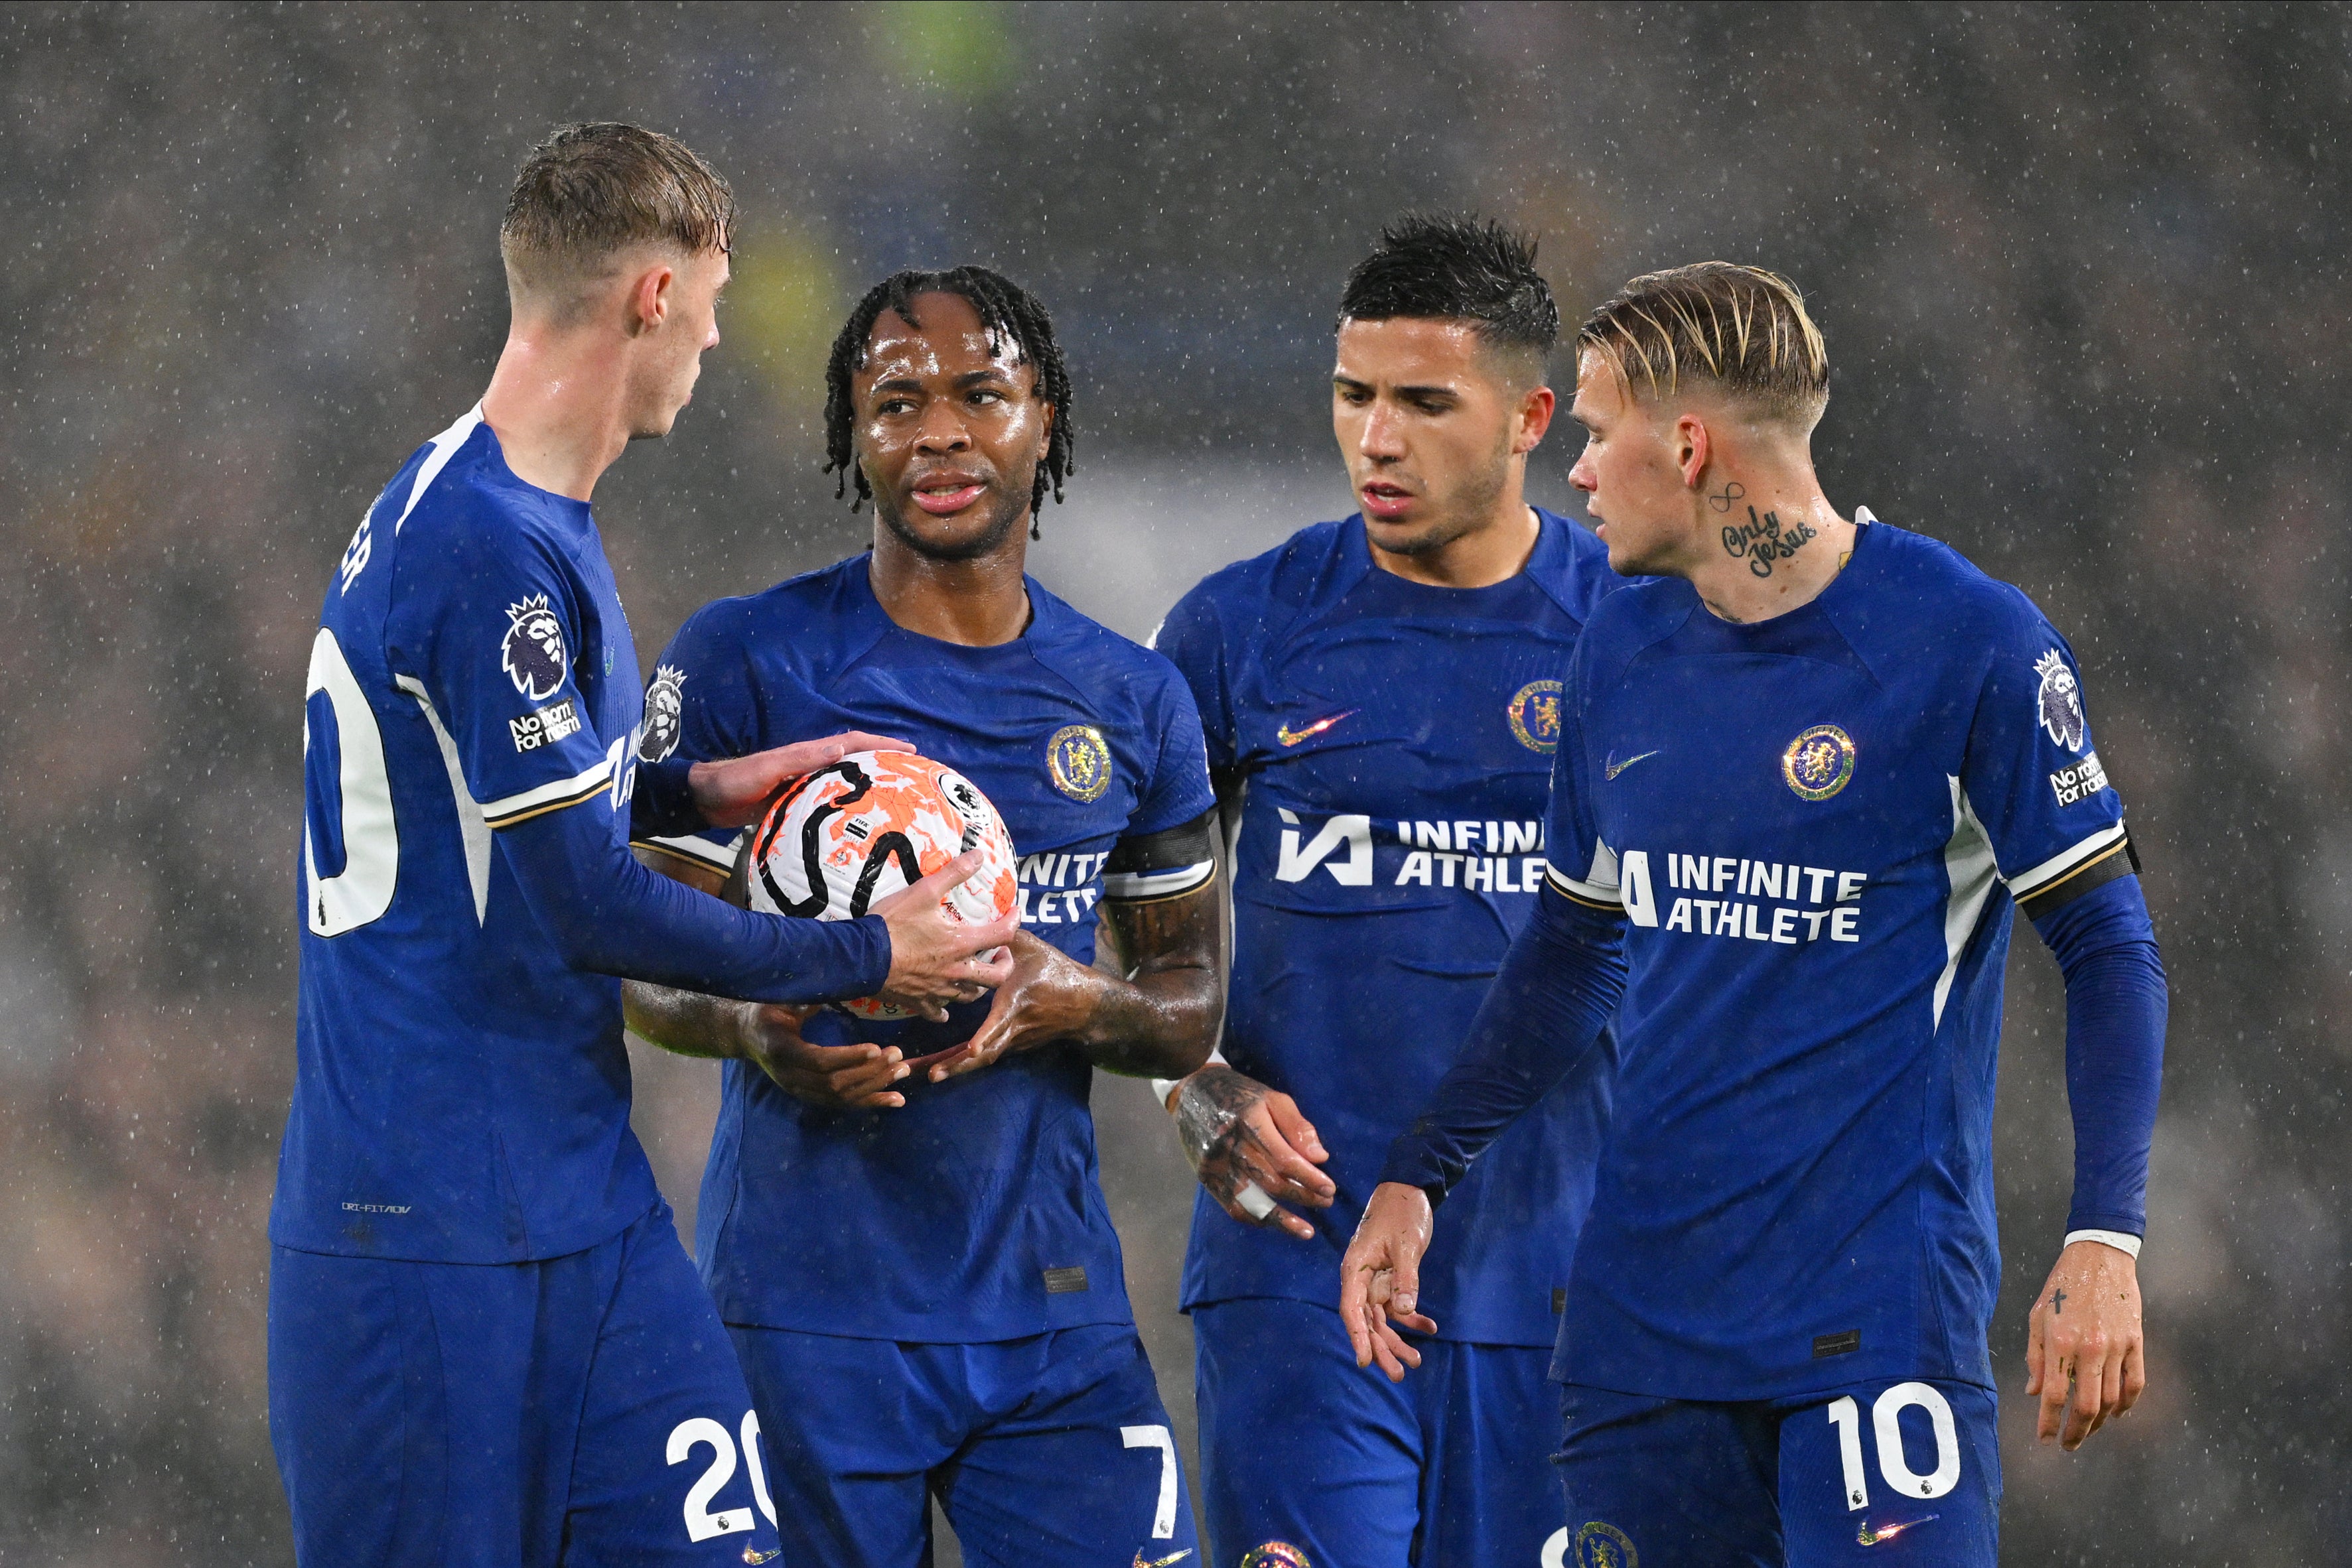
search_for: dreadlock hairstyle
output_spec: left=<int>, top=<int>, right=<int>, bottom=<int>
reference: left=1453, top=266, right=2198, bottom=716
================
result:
left=822, top=267, right=1075, bottom=539
left=1338, top=214, right=1560, bottom=378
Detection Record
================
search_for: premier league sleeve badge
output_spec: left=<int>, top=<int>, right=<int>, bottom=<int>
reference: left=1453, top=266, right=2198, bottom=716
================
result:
left=2033, top=649, right=2085, bottom=751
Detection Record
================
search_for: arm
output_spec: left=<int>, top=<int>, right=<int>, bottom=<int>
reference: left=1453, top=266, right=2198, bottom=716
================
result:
left=622, top=850, right=930, bottom=1110
left=630, top=728, right=912, bottom=839
left=939, top=811, right=1226, bottom=1084
left=1158, top=765, right=1338, bottom=1240
left=2020, top=871, right=2167, bottom=1450
left=1341, top=884, right=1627, bottom=1379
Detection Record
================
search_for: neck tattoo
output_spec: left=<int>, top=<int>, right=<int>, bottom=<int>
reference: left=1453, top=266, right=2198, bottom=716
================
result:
left=1720, top=503, right=1819, bottom=578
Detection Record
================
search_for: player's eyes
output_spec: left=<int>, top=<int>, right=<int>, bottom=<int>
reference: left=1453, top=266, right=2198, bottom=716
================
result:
left=876, top=397, right=916, bottom=416
left=967, top=389, right=1005, bottom=407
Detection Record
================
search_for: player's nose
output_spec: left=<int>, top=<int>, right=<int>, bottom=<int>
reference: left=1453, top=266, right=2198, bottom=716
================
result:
left=1358, top=401, right=1407, bottom=458
left=913, top=404, right=971, bottom=453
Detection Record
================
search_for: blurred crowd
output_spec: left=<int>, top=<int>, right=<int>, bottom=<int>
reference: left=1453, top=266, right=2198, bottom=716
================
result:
left=1, top=5, right=2345, bottom=1561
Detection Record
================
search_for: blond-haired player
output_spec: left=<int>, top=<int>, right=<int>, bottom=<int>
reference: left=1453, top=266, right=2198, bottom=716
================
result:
left=1345, top=263, right=2166, bottom=1565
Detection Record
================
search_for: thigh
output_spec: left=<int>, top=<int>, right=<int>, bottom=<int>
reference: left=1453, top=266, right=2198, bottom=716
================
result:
left=1193, top=1298, right=1420, bottom=1568
left=1418, top=1341, right=1562, bottom=1568
left=268, top=1244, right=539, bottom=1568
left=941, top=1325, right=1202, bottom=1568
left=1555, top=1383, right=1781, bottom=1568
left=559, top=1214, right=786, bottom=1568
left=1776, top=1379, right=1999, bottom=1568
left=729, top=1323, right=949, bottom=1568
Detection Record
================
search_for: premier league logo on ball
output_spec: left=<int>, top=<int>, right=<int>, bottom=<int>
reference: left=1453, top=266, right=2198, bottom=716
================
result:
left=502, top=594, right=569, bottom=702
left=2034, top=648, right=2085, bottom=751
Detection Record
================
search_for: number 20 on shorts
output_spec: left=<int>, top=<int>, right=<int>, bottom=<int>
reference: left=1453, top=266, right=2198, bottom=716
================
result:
left=1827, top=1383, right=1961, bottom=1510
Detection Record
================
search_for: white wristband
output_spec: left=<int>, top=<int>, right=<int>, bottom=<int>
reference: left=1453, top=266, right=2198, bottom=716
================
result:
left=1150, top=1047, right=1228, bottom=1110
left=2065, top=1228, right=2142, bottom=1260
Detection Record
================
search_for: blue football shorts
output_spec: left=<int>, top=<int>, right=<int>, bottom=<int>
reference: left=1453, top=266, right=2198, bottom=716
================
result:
left=1555, top=1376, right=2000, bottom=1567
left=1194, top=1297, right=1564, bottom=1568
left=729, top=1319, right=1199, bottom=1568
left=268, top=1205, right=782, bottom=1568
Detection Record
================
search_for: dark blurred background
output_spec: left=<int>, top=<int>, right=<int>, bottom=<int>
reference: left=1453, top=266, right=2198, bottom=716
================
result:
left=2, top=3, right=2346, bottom=1562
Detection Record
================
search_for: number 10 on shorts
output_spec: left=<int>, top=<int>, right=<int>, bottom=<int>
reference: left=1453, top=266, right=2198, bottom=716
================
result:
left=1827, top=1384, right=1961, bottom=1510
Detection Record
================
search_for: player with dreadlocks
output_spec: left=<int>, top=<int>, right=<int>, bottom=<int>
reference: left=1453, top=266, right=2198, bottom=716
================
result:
left=622, top=266, right=1221, bottom=1567
left=821, top=266, right=1077, bottom=536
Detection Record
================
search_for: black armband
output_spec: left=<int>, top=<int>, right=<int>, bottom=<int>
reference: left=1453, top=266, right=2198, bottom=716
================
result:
left=1101, top=809, right=1217, bottom=903
left=2013, top=830, right=2140, bottom=922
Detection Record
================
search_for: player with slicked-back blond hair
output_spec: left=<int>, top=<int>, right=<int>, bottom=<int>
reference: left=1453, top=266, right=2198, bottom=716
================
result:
left=1348, top=260, right=2168, bottom=1566
left=1579, top=262, right=1830, bottom=428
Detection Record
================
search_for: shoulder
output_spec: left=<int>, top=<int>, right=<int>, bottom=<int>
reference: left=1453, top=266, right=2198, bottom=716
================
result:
left=1837, top=518, right=2058, bottom=659
left=1028, top=583, right=1199, bottom=718
left=1528, top=506, right=1629, bottom=626
left=1573, top=572, right=1698, bottom=681
left=1162, top=517, right=1367, bottom=648
left=667, top=555, right=874, bottom=670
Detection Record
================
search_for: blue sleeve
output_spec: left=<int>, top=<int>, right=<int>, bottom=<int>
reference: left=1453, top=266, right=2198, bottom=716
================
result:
left=628, top=608, right=764, bottom=876
left=2030, top=874, right=2167, bottom=1240
left=1539, top=632, right=1623, bottom=911
left=505, top=789, right=892, bottom=1004
left=1959, top=598, right=2131, bottom=916
left=1152, top=579, right=1239, bottom=771
left=383, top=509, right=622, bottom=830
left=1131, top=661, right=1217, bottom=836
left=1378, top=885, right=1626, bottom=1199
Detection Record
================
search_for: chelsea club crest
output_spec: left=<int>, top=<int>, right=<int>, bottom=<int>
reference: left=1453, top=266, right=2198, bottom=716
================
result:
left=1508, top=679, right=1564, bottom=754
left=1781, top=724, right=1856, bottom=801
left=2034, top=648, right=2086, bottom=751
left=1047, top=724, right=1112, bottom=802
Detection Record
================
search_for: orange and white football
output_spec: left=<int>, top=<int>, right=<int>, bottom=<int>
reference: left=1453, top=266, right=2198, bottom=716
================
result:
left=740, top=750, right=1018, bottom=1020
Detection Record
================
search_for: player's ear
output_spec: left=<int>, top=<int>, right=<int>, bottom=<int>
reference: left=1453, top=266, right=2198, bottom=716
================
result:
left=1515, top=384, right=1555, bottom=455
left=628, top=263, right=674, bottom=336
left=1674, top=411, right=1710, bottom=490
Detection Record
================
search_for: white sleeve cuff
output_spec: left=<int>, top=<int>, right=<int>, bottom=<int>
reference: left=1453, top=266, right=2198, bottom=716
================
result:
left=2065, top=1228, right=2142, bottom=1260
left=1150, top=1047, right=1228, bottom=1110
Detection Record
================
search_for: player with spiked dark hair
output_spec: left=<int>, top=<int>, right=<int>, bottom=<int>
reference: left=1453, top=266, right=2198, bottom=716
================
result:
left=623, top=266, right=1221, bottom=1567
left=1150, top=214, right=1630, bottom=1568
left=1346, top=263, right=2168, bottom=1565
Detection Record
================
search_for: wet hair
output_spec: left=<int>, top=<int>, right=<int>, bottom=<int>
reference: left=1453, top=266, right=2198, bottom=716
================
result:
left=1578, top=263, right=1829, bottom=428
left=499, top=123, right=734, bottom=312
left=822, top=267, right=1075, bottom=535
left=1337, top=214, right=1560, bottom=377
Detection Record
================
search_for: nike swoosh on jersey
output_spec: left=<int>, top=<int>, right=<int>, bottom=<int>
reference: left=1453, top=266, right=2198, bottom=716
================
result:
left=1278, top=710, right=1357, bottom=747
left=1133, top=1552, right=1194, bottom=1568
left=742, top=1548, right=782, bottom=1565
left=1857, top=1516, right=1937, bottom=1545
left=1604, top=749, right=1660, bottom=780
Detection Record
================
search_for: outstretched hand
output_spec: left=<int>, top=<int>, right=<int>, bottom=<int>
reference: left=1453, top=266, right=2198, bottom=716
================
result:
left=736, top=1001, right=914, bottom=1110
left=2025, top=1238, right=2146, bottom=1450
left=1339, top=1181, right=1439, bottom=1382
left=1167, top=1066, right=1335, bottom=1240
left=689, top=731, right=913, bottom=829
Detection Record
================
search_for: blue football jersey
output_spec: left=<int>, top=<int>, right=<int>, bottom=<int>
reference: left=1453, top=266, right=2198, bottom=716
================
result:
left=273, top=408, right=663, bottom=1264
left=1155, top=509, right=1626, bottom=1346
left=1542, top=512, right=2132, bottom=1399
left=638, top=556, right=1216, bottom=1342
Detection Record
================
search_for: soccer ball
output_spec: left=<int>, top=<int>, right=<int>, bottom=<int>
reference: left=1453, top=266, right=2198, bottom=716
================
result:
left=740, top=750, right=1018, bottom=1019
